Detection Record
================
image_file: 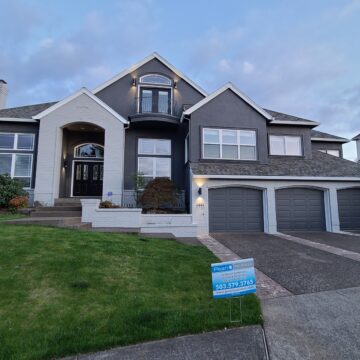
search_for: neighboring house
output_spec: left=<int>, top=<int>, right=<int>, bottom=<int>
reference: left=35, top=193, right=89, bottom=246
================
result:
left=353, top=133, right=360, bottom=162
left=0, top=53, right=359, bottom=234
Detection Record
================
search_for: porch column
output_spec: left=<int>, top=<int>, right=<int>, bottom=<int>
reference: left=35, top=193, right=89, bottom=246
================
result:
left=327, top=187, right=340, bottom=232
left=264, top=186, right=277, bottom=234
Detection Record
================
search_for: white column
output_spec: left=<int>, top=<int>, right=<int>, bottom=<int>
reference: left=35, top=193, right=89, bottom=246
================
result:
left=356, top=140, right=360, bottom=162
left=264, top=186, right=277, bottom=234
left=327, top=187, right=340, bottom=232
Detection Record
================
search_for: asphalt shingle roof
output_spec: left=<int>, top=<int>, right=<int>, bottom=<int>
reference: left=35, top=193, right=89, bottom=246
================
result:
left=353, top=134, right=360, bottom=140
left=311, top=129, right=349, bottom=142
left=0, top=102, right=56, bottom=118
left=265, top=109, right=317, bottom=124
left=191, top=150, right=360, bottom=178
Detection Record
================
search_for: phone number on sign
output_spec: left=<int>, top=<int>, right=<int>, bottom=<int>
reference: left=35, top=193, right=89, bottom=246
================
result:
left=215, top=279, right=254, bottom=290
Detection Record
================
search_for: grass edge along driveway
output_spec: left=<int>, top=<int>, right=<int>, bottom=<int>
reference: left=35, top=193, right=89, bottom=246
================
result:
left=0, top=225, right=262, bottom=360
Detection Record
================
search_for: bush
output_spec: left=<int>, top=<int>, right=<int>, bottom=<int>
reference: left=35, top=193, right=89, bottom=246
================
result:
left=0, top=175, right=27, bottom=208
left=99, top=200, right=120, bottom=208
left=139, top=177, right=179, bottom=211
left=8, top=196, right=28, bottom=211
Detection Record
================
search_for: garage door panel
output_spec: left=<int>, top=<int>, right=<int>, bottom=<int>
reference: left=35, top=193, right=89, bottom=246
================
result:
left=338, top=189, right=360, bottom=230
left=209, top=187, right=263, bottom=232
left=276, top=188, right=326, bottom=231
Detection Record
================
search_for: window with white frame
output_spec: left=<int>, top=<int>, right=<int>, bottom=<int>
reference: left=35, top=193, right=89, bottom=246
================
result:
left=202, top=128, right=257, bottom=160
left=0, top=153, right=33, bottom=187
left=269, top=135, right=302, bottom=156
left=0, top=133, right=34, bottom=150
left=319, top=149, right=340, bottom=157
left=138, top=138, right=171, bottom=180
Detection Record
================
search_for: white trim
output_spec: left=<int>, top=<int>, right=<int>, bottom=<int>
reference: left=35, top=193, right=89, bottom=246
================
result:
left=74, top=143, right=104, bottom=159
left=182, top=82, right=273, bottom=120
left=193, top=175, right=360, bottom=181
left=71, top=159, right=104, bottom=197
left=311, top=137, right=349, bottom=143
left=139, top=74, right=172, bottom=86
left=32, top=87, right=128, bottom=124
left=0, top=117, right=38, bottom=123
left=93, top=52, right=208, bottom=97
left=270, top=120, right=319, bottom=126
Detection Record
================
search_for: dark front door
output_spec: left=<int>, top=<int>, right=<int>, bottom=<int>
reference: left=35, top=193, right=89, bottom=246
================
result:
left=73, top=161, right=103, bottom=196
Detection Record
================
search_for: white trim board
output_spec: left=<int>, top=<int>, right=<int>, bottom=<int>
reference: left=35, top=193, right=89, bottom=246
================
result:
left=193, top=175, right=360, bottom=181
left=93, top=52, right=208, bottom=97
left=271, top=120, right=319, bottom=126
left=32, top=87, right=128, bottom=124
left=182, top=82, right=274, bottom=121
left=0, top=118, right=38, bottom=123
left=311, top=137, right=349, bottom=143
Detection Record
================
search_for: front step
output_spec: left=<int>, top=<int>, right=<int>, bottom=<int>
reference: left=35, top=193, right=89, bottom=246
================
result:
left=32, top=211, right=81, bottom=218
left=3, top=217, right=83, bottom=227
left=54, top=198, right=82, bottom=206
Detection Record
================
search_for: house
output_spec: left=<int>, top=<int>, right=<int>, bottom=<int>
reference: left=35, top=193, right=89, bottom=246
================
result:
left=0, top=53, right=359, bottom=235
left=353, top=133, right=360, bottom=162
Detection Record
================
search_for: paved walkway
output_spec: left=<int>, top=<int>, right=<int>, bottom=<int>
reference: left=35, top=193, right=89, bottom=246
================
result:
left=62, top=326, right=268, bottom=360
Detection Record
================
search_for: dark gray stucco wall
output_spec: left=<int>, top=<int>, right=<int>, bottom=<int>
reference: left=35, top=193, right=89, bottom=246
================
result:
left=123, top=123, right=188, bottom=190
left=0, top=121, right=39, bottom=189
left=267, top=124, right=313, bottom=159
left=312, top=141, right=343, bottom=157
left=96, top=58, right=205, bottom=119
left=188, top=89, right=269, bottom=164
left=59, top=129, right=104, bottom=197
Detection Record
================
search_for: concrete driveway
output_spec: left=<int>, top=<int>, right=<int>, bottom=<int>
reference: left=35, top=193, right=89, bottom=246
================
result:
left=285, top=231, right=360, bottom=253
left=211, top=232, right=360, bottom=294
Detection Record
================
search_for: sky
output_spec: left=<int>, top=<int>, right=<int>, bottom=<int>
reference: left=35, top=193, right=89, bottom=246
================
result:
left=0, top=0, right=359, bottom=159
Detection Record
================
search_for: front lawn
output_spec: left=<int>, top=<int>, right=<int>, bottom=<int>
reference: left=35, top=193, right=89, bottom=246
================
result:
left=0, top=225, right=262, bottom=360
left=0, top=212, right=26, bottom=221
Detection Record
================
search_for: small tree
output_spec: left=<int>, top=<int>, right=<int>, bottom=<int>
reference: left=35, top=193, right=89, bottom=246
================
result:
left=0, top=174, right=27, bottom=208
left=139, top=177, right=179, bottom=212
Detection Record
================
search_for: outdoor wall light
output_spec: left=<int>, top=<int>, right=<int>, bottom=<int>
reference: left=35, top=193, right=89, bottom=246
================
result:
left=198, top=187, right=202, bottom=195
left=132, top=78, right=137, bottom=86
left=63, top=159, right=68, bottom=169
left=174, top=81, right=178, bottom=89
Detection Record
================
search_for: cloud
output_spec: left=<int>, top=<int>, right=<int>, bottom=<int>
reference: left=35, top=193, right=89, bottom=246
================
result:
left=339, top=0, right=360, bottom=17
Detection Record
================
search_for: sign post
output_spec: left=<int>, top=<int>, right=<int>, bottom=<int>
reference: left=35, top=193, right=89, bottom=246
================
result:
left=211, top=258, right=256, bottom=323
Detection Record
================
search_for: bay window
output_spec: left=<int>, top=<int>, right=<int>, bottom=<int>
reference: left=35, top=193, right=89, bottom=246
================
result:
left=203, top=128, right=257, bottom=160
left=269, top=135, right=302, bottom=156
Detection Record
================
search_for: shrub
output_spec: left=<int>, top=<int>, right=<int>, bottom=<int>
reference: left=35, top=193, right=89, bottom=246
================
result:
left=139, top=177, right=179, bottom=211
left=8, top=196, right=28, bottom=211
left=0, top=175, right=27, bottom=208
left=99, top=200, right=121, bottom=208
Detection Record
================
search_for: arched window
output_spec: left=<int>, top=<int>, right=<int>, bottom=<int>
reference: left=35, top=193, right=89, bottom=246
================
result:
left=74, top=143, right=104, bottom=158
left=139, top=74, right=172, bottom=86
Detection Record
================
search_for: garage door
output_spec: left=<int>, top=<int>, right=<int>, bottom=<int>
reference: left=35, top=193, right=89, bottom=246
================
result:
left=276, top=188, right=326, bottom=231
left=209, top=187, right=263, bottom=232
left=338, top=188, right=360, bottom=230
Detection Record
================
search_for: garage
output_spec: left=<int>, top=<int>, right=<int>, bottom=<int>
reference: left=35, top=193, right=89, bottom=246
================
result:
left=276, top=188, right=326, bottom=231
left=208, top=187, right=264, bottom=232
left=337, top=188, right=360, bottom=231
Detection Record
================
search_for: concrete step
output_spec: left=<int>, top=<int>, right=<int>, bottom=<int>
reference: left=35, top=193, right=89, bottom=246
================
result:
left=54, top=198, right=82, bottom=206
left=3, top=217, right=82, bottom=227
left=31, top=211, right=81, bottom=218
left=33, top=206, right=82, bottom=212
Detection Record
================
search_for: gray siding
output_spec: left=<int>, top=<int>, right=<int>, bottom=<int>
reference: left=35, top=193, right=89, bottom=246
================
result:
left=188, top=89, right=269, bottom=164
left=312, top=141, right=343, bottom=158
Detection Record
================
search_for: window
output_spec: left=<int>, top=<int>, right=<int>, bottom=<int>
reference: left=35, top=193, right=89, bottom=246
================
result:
left=74, top=143, right=104, bottom=158
left=269, top=135, right=302, bottom=156
left=319, top=149, right=340, bottom=157
left=138, top=138, right=171, bottom=181
left=0, top=133, right=34, bottom=150
left=203, top=128, right=257, bottom=160
left=0, top=153, right=32, bottom=187
left=140, top=74, right=172, bottom=86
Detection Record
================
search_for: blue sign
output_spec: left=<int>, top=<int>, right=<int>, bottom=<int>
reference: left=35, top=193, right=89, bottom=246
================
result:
left=211, top=258, right=256, bottom=299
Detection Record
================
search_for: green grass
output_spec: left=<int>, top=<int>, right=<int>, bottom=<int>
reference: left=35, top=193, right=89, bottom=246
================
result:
left=0, top=225, right=262, bottom=360
left=0, top=212, right=26, bottom=221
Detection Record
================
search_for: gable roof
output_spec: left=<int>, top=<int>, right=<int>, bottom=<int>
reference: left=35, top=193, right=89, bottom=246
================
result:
left=191, top=149, right=360, bottom=179
left=353, top=133, right=360, bottom=140
left=32, top=88, right=128, bottom=124
left=0, top=102, right=56, bottom=119
left=183, top=82, right=274, bottom=120
left=266, top=109, right=319, bottom=126
left=311, top=129, right=349, bottom=143
left=93, top=52, right=208, bottom=97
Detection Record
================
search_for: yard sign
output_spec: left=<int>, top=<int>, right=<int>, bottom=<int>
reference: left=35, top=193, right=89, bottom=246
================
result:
left=211, top=258, right=256, bottom=299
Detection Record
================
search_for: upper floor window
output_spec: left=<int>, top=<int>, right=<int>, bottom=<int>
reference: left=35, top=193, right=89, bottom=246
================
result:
left=0, top=133, right=34, bottom=151
left=203, top=128, right=257, bottom=160
left=74, top=143, right=104, bottom=158
left=269, top=135, right=302, bottom=156
left=138, top=74, right=172, bottom=115
left=319, top=149, right=340, bottom=157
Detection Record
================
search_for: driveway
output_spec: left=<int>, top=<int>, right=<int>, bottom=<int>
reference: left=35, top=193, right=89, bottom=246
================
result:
left=211, top=232, right=360, bottom=294
left=285, top=231, right=360, bottom=253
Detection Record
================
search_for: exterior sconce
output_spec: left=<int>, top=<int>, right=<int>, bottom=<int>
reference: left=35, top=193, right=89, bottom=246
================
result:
left=198, top=187, right=202, bottom=195
left=63, top=159, right=68, bottom=169
left=174, top=81, right=178, bottom=89
left=132, top=78, right=136, bottom=86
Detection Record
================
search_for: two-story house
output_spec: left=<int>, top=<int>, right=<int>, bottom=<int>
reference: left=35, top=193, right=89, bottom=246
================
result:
left=0, top=53, right=359, bottom=235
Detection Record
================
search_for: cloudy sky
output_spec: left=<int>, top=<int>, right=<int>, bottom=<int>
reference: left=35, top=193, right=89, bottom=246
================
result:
left=1, top=0, right=359, bottom=159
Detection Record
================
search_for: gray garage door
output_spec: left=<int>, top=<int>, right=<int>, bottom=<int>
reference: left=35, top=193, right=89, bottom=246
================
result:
left=276, top=188, right=326, bottom=231
left=338, top=188, right=360, bottom=230
left=209, top=187, right=263, bottom=232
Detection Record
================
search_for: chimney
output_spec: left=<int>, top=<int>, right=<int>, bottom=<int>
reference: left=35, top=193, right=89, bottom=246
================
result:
left=0, top=80, right=8, bottom=109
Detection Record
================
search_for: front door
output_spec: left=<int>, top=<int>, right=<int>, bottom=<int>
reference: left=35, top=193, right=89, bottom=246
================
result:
left=73, top=161, right=103, bottom=196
